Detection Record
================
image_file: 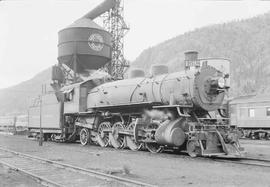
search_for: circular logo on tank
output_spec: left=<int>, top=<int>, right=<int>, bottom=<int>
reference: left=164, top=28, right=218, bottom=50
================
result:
left=88, top=33, right=104, bottom=51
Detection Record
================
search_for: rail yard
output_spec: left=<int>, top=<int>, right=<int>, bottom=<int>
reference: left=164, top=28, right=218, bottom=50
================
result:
left=1, top=0, right=270, bottom=186
left=0, top=134, right=270, bottom=186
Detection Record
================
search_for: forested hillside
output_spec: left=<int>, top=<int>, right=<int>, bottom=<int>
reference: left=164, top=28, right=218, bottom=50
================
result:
left=132, top=12, right=270, bottom=96
left=0, top=68, right=52, bottom=115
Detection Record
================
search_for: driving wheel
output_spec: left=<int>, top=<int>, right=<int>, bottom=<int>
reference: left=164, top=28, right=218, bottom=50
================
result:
left=110, top=122, right=125, bottom=149
left=145, top=122, right=163, bottom=153
left=126, top=121, right=143, bottom=151
left=186, top=140, right=201, bottom=157
left=80, top=128, right=90, bottom=146
left=97, top=121, right=111, bottom=147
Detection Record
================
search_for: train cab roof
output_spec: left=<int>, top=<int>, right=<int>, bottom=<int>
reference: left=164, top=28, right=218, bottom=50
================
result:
left=61, top=81, right=84, bottom=93
left=60, top=71, right=111, bottom=93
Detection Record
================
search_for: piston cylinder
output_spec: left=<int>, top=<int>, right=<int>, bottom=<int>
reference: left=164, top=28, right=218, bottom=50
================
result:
left=154, top=119, right=186, bottom=147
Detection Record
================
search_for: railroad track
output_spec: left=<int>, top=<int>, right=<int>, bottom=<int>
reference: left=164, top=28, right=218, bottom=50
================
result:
left=0, top=146, right=156, bottom=187
left=160, top=150, right=270, bottom=169
left=211, top=157, right=270, bottom=168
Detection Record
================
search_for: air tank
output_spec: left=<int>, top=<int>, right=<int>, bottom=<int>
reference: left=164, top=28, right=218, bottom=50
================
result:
left=58, top=0, right=116, bottom=73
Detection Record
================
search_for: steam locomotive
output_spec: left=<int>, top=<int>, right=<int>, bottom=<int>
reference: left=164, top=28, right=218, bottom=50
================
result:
left=28, top=51, right=245, bottom=157
left=27, top=0, right=245, bottom=157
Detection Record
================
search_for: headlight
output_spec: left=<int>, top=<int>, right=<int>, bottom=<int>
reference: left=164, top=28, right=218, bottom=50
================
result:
left=218, top=77, right=225, bottom=88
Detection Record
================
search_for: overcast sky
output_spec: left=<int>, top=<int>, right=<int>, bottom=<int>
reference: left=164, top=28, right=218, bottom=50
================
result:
left=1, top=0, right=270, bottom=89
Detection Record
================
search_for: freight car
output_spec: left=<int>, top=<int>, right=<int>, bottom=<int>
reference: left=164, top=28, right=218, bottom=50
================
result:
left=0, top=115, right=28, bottom=133
left=230, top=95, right=270, bottom=140
left=0, top=116, right=15, bottom=132
left=28, top=93, right=62, bottom=140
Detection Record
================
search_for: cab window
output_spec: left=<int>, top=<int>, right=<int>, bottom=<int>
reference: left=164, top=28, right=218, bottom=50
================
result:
left=248, top=108, right=255, bottom=117
left=266, top=107, right=270, bottom=116
left=64, top=89, right=74, bottom=102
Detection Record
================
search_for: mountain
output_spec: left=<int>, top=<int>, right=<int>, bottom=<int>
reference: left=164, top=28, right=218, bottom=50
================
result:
left=132, top=12, right=270, bottom=96
left=1, top=12, right=270, bottom=115
left=0, top=68, right=52, bottom=115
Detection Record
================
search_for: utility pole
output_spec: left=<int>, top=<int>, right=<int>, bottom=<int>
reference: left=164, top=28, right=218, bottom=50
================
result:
left=13, top=116, right=17, bottom=135
left=39, top=85, right=45, bottom=146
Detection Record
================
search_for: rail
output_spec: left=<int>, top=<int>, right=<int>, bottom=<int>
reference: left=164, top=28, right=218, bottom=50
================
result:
left=0, top=146, right=157, bottom=187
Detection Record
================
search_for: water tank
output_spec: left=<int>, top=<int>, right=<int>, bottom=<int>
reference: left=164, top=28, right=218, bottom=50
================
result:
left=128, top=69, right=145, bottom=78
left=58, top=18, right=111, bottom=73
left=150, top=65, right=169, bottom=76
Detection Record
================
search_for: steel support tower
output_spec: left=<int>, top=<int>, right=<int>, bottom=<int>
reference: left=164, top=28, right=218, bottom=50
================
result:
left=103, top=0, right=129, bottom=79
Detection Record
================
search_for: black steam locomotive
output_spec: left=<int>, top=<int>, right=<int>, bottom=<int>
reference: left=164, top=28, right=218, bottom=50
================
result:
left=29, top=52, right=245, bottom=157
left=28, top=0, right=245, bottom=157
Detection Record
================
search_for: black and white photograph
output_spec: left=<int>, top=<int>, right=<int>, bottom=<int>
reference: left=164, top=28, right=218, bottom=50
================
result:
left=0, top=0, right=270, bottom=186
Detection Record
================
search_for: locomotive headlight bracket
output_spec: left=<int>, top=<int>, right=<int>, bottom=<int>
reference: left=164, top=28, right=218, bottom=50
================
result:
left=207, top=77, right=227, bottom=95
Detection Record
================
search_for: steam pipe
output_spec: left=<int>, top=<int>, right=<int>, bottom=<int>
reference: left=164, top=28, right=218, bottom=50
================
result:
left=81, top=0, right=117, bottom=20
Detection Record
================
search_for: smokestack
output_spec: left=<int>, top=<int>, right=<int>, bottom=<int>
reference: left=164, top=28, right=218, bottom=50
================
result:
left=184, top=51, right=200, bottom=70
